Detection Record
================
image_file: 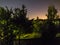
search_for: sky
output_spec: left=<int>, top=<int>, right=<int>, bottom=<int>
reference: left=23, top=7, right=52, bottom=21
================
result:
left=0, top=0, right=60, bottom=19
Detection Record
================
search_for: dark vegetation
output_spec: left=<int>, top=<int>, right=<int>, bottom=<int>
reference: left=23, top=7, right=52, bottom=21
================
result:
left=0, top=5, right=60, bottom=45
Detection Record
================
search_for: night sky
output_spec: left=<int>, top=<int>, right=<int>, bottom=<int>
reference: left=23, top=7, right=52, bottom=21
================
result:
left=0, top=0, right=60, bottom=19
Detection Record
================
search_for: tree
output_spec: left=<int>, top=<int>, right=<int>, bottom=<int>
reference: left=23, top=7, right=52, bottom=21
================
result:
left=41, top=5, right=57, bottom=39
left=47, top=5, right=57, bottom=39
left=0, top=6, right=15, bottom=45
left=12, top=5, right=33, bottom=45
left=47, top=5, right=57, bottom=20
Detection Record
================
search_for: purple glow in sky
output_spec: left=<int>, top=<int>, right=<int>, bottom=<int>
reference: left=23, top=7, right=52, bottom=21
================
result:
left=0, top=0, right=60, bottom=19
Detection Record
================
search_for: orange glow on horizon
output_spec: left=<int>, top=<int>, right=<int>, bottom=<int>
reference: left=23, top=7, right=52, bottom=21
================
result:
left=27, top=15, right=47, bottom=20
left=27, top=9, right=60, bottom=20
left=27, top=12, right=47, bottom=20
left=27, top=9, right=48, bottom=20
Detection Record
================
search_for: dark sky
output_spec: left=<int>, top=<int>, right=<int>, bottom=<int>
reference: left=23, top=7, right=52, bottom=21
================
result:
left=0, top=0, right=60, bottom=19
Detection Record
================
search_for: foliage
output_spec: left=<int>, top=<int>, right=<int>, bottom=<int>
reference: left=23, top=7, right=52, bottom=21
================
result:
left=47, top=5, right=57, bottom=20
left=0, top=5, right=60, bottom=45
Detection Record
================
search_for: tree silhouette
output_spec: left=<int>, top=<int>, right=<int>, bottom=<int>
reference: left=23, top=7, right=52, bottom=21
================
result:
left=11, top=5, right=33, bottom=45
left=41, top=5, right=57, bottom=39
left=46, top=5, right=57, bottom=20
left=0, top=6, right=15, bottom=45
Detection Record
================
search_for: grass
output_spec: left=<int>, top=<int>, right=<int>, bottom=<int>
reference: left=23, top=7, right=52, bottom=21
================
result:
left=56, top=33, right=60, bottom=37
left=16, top=32, right=60, bottom=39
left=20, top=32, right=41, bottom=39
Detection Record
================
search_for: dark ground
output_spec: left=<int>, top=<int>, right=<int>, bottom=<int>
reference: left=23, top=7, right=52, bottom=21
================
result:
left=20, top=37, right=60, bottom=45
